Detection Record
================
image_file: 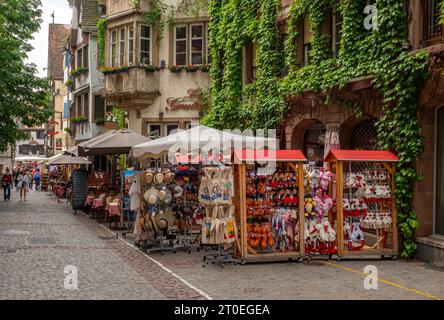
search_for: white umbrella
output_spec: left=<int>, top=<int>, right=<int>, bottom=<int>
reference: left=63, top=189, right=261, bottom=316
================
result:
left=130, top=125, right=279, bottom=161
left=14, top=156, right=48, bottom=162
left=49, top=155, right=91, bottom=165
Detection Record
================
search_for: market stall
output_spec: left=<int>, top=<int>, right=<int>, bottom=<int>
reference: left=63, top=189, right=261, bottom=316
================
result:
left=324, top=149, right=399, bottom=259
left=233, top=149, right=306, bottom=263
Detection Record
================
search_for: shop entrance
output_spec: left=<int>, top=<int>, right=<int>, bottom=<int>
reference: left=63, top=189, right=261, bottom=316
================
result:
left=436, top=106, right=444, bottom=235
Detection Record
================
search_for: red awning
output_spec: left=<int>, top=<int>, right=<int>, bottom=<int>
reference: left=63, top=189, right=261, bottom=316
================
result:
left=324, top=149, right=399, bottom=162
left=235, top=149, right=306, bottom=162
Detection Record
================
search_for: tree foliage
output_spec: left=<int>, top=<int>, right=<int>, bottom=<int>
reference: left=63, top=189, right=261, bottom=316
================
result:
left=0, top=0, right=52, bottom=152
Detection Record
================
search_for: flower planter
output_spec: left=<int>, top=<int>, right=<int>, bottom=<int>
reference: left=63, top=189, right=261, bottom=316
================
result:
left=185, top=68, right=198, bottom=73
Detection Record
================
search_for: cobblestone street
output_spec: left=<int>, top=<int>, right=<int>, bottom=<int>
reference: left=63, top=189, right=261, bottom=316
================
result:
left=1, top=190, right=444, bottom=300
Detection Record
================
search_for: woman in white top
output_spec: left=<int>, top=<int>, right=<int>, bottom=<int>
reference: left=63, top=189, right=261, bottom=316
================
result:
left=18, top=170, right=29, bottom=201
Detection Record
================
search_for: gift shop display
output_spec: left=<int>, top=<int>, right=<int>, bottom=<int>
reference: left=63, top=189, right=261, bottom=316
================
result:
left=172, top=166, right=204, bottom=253
left=325, top=150, right=399, bottom=259
left=234, top=150, right=306, bottom=263
left=303, top=166, right=337, bottom=258
left=199, top=166, right=239, bottom=267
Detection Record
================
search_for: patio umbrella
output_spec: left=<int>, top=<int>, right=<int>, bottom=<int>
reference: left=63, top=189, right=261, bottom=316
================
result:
left=78, top=129, right=151, bottom=156
left=49, top=155, right=92, bottom=165
left=130, top=125, right=279, bottom=161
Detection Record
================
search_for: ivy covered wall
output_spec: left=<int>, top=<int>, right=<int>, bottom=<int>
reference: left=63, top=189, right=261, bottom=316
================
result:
left=203, top=0, right=433, bottom=258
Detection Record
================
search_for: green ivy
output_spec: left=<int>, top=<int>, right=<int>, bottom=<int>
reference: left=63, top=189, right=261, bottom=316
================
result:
left=204, top=0, right=432, bottom=258
left=97, top=18, right=106, bottom=68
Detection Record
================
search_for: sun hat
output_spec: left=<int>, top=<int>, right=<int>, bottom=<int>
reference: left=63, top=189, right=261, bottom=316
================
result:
left=143, top=187, right=159, bottom=205
left=173, top=185, right=184, bottom=198
left=158, top=189, right=172, bottom=204
left=163, top=170, right=175, bottom=184
left=145, top=171, right=154, bottom=185
left=153, top=210, right=174, bottom=232
left=154, top=171, right=164, bottom=185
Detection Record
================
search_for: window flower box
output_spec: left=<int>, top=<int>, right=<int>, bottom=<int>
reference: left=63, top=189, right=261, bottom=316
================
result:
left=185, top=65, right=198, bottom=73
left=169, top=65, right=185, bottom=73
left=199, top=65, right=210, bottom=72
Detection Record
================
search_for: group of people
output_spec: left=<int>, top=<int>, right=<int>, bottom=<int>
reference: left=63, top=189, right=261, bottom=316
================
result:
left=1, top=165, right=43, bottom=202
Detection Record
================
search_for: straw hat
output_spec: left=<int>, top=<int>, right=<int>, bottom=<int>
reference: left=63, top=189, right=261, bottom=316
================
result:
left=154, top=172, right=164, bottom=185
left=173, top=185, right=183, bottom=198
left=158, top=189, right=172, bottom=204
left=143, top=187, right=159, bottom=205
left=152, top=210, right=174, bottom=232
left=145, top=171, right=154, bottom=185
left=163, top=170, right=175, bottom=184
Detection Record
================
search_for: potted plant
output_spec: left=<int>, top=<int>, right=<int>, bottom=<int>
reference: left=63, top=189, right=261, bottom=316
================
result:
left=185, top=65, right=198, bottom=73
left=64, top=127, right=71, bottom=133
left=199, top=64, right=210, bottom=72
left=95, top=118, right=105, bottom=126
left=65, top=79, right=74, bottom=88
left=144, top=65, right=159, bottom=73
left=169, top=65, right=185, bottom=73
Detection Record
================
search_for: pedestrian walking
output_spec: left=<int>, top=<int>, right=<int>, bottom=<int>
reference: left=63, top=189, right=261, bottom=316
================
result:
left=14, top=168, right=20, bottom=191
left=34, top=168, right=41, bottom=191
left=18, top=170, right=29, bottom=201
left=28, top=171, right=34, bottom=190
left=2, top=167, right=13, bottom=201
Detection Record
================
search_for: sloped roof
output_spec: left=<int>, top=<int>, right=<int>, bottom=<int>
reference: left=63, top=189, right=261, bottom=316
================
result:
left=324, top=150, right=399, bottom=162
left=81, top=0, right=100, bottom=34
left=47, top=24, right=71, bottom=80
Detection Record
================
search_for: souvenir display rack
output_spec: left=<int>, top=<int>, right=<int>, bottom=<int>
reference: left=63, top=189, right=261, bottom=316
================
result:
left=199, top=164, right=239, bottom=267
left=234, top=150, right=306, bottom=263
left=302, top=165, right=337, bottom=259
left=172, top=165, right=203, bottom=253
left=325, top=150, right=399, bottom=259
left=139, top=166, right=178, bottom=254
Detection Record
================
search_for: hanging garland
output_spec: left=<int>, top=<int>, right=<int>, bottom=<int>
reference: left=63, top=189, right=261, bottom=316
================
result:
left=97, top=18, right=107, bottom=68
left=204, top=0, right=431, bottom=258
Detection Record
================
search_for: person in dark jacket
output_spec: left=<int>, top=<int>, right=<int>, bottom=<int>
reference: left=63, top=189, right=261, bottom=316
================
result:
left=2, top=167, right=13, bottom=201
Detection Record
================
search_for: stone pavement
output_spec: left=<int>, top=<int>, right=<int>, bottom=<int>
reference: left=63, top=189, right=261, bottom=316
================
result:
left=1, top=189, right=444, bottom=300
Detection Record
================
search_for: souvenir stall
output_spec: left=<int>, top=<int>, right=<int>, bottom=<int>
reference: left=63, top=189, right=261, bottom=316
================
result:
left=324, top=150, right=399, bottom=259
left=233, top=149, right=306, bottom=263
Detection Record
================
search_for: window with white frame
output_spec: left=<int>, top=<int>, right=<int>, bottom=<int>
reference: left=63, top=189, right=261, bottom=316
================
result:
left=175, top=25, right=187, bottom=65
left=147, top=124, right=161, bottom=139
left=174, top=23, right=209, bottom=66
left=128, top=25, right=134, bottom=65
left=190, top=24, right=204, bottom=65
left=119, top=28, right=125, bottom=66
left=332, top=4, right=343, bottom=56
left=110, top=30, right=117, bottom=66
left=206, top=24, right=210, bottom=64
left=140, top=25, right=151, bottom=65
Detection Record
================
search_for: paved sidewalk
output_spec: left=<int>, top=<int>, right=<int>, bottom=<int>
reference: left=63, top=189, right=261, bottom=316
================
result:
left=0, top=190, right=203, bottom=300
left=1, top=189, right=444, bottom=300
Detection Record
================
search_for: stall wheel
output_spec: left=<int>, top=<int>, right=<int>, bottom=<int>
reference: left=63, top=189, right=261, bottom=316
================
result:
left=188, top=248, right=191, bottom=254
left=297, top=257, right=304, bottom=263
left=336, top=256, right=342, bottom=262
left=392, top=255, right=398, bottom=260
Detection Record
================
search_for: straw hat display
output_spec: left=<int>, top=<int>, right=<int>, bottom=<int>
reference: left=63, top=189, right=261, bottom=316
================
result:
left=143, top=187, right=159, bottom=205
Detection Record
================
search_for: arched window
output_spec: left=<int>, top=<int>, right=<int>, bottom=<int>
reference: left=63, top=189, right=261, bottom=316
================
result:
left=303, top=122, right=326, bottom=166
left=350, top=119, right=378, bottom=150
left=436, top=107, right=444, bottom=235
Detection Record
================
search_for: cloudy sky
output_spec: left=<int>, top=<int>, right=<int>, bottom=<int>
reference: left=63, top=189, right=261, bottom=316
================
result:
left=27, top=0, right=72, bottom=78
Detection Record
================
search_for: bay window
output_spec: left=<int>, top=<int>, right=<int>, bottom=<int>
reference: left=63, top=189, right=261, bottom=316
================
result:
left=140, top=25, right=151, bottom=65
left=110, top=30, right=117, bottom=66
left=128, top=25, right=134, bottom=65
left=119, top=28, right=125, bottom=66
